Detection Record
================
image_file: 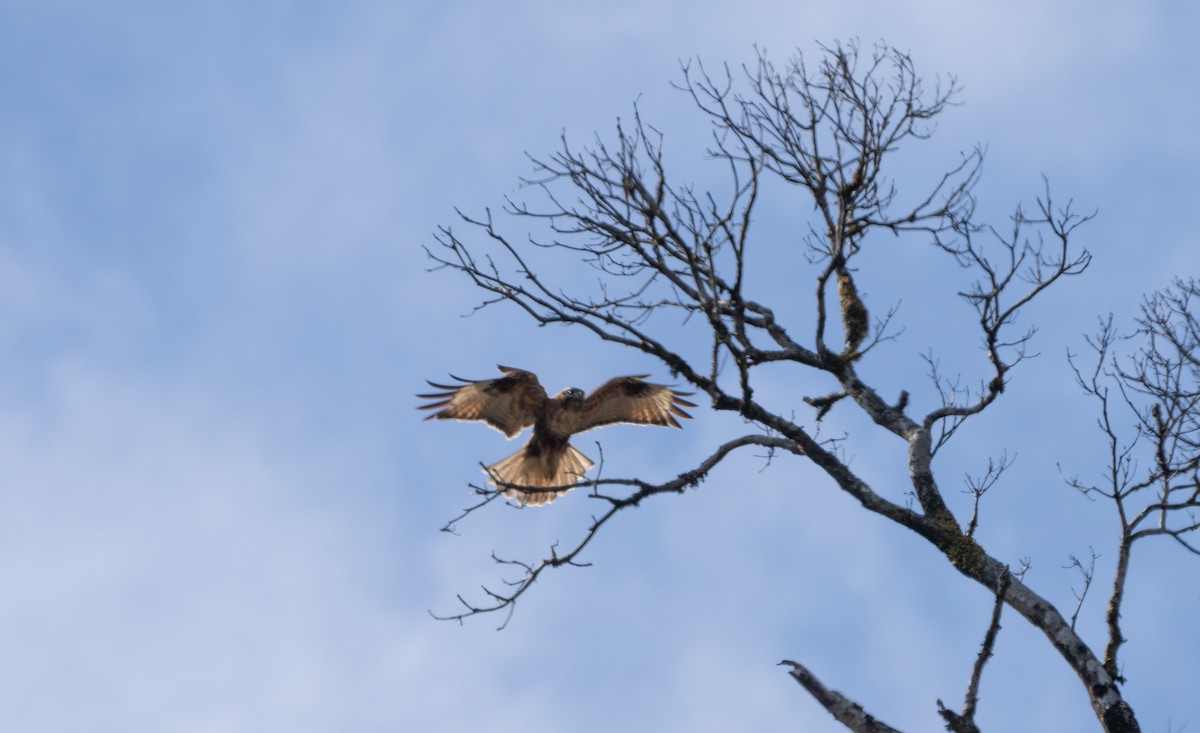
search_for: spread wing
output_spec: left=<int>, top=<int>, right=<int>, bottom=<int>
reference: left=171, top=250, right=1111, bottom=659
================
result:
left=572, top=376, right=696, bottom=434
left=417, top=365, right=548, bottom=438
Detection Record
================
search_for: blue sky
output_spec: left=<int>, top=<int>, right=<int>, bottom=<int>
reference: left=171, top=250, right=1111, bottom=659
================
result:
left=1, top=2, right=1197, bottom=731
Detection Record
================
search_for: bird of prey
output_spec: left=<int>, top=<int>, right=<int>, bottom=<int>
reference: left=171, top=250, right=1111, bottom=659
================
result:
left=418, top=365, right=695, bottom=506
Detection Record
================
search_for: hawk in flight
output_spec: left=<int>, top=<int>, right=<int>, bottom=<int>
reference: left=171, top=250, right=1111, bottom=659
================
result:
left=418, top=365, right=695, bottom=506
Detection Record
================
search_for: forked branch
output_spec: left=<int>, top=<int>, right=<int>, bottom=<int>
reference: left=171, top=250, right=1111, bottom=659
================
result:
left=430, top=435, right=800, bottom=628
left=1064, top=280, right=1200, bottom=682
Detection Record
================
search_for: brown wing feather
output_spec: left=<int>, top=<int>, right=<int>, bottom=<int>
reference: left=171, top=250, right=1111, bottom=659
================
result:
left=417, top=365, right=547, bottom=437
left=571, top=376, right=696, bottom=434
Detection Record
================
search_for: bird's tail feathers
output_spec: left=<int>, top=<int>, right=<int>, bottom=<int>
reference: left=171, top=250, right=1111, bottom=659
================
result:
left=486, top=443, right=594, bottom=506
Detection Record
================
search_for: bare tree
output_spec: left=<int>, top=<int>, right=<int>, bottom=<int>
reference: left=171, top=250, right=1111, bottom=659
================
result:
left=425, top=41, right=1195, bottom=732
left=1064, top=280, right=1200, bottom=686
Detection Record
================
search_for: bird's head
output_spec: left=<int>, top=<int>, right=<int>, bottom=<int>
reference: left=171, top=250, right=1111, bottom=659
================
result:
left=556, top=387, right=585, bottom=407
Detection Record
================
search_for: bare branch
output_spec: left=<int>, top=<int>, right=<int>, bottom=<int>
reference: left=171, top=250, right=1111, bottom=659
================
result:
left=780, top=660, right=903, bottom=733
left=1064, top=282, right=1200, bottom=681
left=431, top=435, right=800, bottom=627
left=1064, top=548, right=1098, bottom=631
left=924, top=179, right=1094, bottom=437
left=439, top=482, right=506, bottom=534
left=938, top=570, right=1011, bottom=732
left=962, top=451, right=1013, bottom=537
